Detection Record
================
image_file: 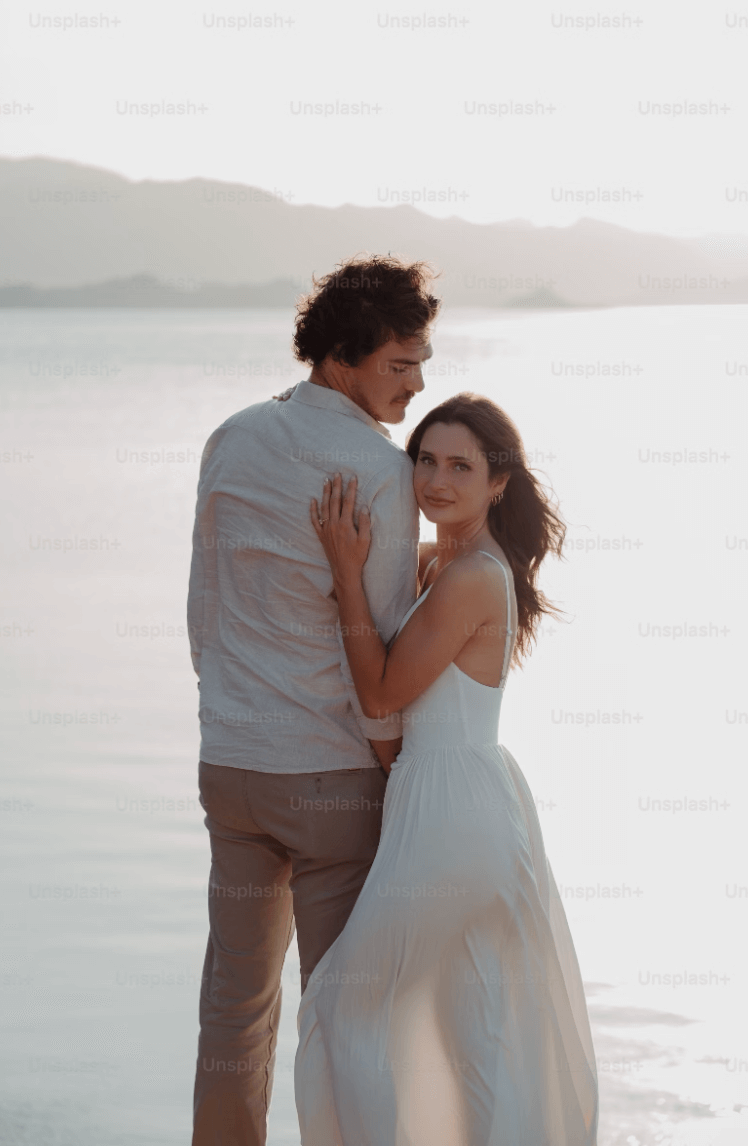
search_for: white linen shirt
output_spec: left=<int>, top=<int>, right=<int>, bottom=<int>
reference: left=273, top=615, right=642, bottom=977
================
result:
left=187, top=380, right=419, bottom=772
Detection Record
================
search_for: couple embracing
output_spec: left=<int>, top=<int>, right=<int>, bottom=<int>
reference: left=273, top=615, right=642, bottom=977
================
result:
left=187, top=256, right=599, bottom=1145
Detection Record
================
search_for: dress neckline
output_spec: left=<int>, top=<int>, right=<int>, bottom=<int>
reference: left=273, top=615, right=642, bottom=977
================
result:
left=453, top=661, right=502, bottom=691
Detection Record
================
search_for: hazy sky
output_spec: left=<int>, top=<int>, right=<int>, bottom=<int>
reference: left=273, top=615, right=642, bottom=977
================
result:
left=2, top=0, right=746, bottom=237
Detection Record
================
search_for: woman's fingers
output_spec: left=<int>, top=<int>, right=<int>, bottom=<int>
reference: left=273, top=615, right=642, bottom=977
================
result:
left=315, top=474, right=364, bottom=536
left=342, top=474, right=357, bottom=524
left=329, top=472, right=342, bottom=521
left=319, top=477, right=331, bottom=523
left=313, top=475, right=370, bottom=568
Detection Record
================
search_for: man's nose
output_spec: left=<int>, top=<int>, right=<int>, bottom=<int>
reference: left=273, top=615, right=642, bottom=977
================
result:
left=409, top=365, right=426, bottom=393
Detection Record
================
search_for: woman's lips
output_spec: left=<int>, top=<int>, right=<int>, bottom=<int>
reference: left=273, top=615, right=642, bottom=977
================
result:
left=424, top=496, right=454, bottom=507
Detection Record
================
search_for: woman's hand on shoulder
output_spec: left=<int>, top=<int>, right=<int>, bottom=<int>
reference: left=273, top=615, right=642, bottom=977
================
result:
left=311, top=473, right=371, bottom=586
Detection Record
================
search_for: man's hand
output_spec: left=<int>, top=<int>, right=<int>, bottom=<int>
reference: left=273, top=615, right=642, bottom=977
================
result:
left=369, top=737, right=402, bottom=775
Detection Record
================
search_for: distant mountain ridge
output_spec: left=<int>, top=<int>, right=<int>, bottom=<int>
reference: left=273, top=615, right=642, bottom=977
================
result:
left=0, top=274, right=302, bottom=308
left=2, top=156, right=748, bottom=307
left=0, top=274, right=579, bottom=309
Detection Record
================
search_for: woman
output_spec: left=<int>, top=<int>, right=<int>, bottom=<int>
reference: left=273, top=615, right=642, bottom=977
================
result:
left=295, top=393, right=599, bottom=1145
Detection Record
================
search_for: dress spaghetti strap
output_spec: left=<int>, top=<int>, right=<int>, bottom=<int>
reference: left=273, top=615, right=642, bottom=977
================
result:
left=477, top=550, right=515, bottom=688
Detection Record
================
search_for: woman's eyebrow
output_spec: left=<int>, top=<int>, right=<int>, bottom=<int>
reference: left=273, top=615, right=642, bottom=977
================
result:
left=418, top=451, right=472, bottom=462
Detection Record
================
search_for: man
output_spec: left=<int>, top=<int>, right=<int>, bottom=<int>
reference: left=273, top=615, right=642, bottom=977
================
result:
left=188, top=255, right=440, bottom=1145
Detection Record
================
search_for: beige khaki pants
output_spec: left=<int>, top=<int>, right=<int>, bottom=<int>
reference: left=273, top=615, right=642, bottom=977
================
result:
left=192, top=760, right=387, bottom=1146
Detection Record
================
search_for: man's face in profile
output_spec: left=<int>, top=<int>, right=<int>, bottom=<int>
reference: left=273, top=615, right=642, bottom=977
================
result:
left=348, top=334, right=433, bottom=425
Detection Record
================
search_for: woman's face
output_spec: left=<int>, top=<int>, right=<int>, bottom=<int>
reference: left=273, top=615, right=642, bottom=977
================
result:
left=413, top=422, right=507, bottom=526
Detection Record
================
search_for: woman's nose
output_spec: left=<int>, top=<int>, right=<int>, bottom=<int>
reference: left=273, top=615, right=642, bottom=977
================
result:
left=427, top=467, right=448, bottom=490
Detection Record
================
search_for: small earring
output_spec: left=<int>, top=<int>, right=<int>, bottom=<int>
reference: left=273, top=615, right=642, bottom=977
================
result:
left=491, top=492, right=504, bottom=506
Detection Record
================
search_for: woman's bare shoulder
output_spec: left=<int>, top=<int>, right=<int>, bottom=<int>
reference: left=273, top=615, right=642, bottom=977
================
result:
left=427, top=547, right=510, bottom=608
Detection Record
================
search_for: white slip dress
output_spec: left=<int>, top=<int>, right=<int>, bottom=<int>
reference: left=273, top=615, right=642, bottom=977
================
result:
left=295, top=551, right=598, bottom=1145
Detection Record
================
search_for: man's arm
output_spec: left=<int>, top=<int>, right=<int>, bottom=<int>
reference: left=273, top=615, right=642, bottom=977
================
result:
left=335, top=457, right=419, bottom=745
left=186, top=428, right=224, bottom=677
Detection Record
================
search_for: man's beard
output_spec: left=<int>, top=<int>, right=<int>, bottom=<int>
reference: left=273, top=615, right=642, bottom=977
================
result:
left=349, top=377, right=381, bottom=422
left=350, top=378, right=408, bottom=424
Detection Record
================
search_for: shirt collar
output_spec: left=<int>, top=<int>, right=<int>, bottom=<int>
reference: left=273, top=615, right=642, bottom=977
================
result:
left=290, top=379, right=392, bottom=441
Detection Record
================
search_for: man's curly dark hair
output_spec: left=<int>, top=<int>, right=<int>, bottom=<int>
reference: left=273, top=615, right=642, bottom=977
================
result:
left=293, top=254, right=441, bottom=368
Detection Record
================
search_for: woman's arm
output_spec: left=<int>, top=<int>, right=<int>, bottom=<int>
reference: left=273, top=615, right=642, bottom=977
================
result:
left=312, top=474, right=499, bottom=721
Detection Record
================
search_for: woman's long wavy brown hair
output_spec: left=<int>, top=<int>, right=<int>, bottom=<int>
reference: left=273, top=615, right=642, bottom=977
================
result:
left=406, top=393, right=566, bottom=665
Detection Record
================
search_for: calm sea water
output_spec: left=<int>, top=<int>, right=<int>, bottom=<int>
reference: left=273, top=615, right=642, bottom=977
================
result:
left=1, top=305, right=747, bottom=1146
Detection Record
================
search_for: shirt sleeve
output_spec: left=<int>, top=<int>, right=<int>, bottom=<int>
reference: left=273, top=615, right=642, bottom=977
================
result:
left=336, top=455, right=419, bottom=742
left=186, top=427, right=223, bottom=677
